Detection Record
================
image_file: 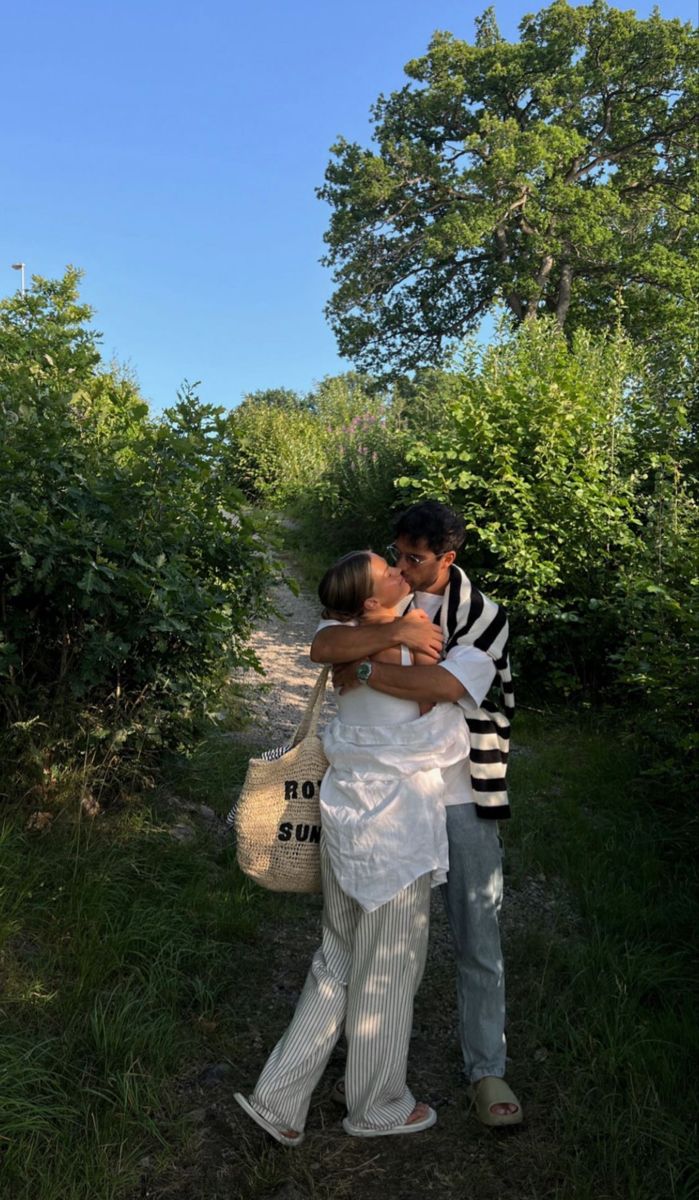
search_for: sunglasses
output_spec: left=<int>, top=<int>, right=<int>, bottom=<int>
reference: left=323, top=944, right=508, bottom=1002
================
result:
left=385, top=543, right=447, bottom=567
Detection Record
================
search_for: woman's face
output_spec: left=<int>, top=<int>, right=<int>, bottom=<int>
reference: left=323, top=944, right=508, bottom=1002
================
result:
left=366, top=553, right=410, bottom=610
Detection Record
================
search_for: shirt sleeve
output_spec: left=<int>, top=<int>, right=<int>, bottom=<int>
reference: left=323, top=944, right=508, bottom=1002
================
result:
left=438, top=643, right=496, bottom=710
left=315, top=618, right=358, bottom=633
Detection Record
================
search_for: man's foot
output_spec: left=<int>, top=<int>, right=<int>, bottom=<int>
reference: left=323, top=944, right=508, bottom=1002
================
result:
left=467, top=1077, right=523, bottom=1127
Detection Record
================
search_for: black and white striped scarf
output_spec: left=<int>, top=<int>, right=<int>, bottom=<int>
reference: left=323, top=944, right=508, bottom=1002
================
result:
left=408, top=565, right=514, bottom=820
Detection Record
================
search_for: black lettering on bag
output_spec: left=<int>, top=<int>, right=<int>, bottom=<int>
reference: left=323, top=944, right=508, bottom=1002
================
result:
left=284, top=781, right=298, bottom=800
left=301, top=780, right=315, bottom=799
left=294, top=823, right=321, bottom=843
left=277, top=822, right=292, bottom=841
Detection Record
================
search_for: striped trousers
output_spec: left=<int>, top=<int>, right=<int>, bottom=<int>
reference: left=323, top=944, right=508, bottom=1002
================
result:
left=248, top=841, right=431, bottom=1133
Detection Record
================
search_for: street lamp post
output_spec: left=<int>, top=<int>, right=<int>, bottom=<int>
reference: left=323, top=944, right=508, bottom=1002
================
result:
left=11, top=262, right=25, bottom=296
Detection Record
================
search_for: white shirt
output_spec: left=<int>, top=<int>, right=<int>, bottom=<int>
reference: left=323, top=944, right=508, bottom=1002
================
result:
left=315, top=608, right=494, bottom=804
left=320, top=699, right=469, bottom=910
left=314, top=616, right=474, bottom=907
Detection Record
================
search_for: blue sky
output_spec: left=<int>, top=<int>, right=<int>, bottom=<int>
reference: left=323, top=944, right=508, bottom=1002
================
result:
left=2, top=0, right=694, bottom=412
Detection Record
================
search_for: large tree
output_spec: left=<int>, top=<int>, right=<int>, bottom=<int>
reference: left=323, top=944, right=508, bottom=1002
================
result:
left=319, top=0, right=698, bottom=375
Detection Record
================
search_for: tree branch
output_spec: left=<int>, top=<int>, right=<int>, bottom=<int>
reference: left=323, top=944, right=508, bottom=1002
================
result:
left=570, top=119, right=696, bottom=183
left=564, top=93, right=614, bottom=184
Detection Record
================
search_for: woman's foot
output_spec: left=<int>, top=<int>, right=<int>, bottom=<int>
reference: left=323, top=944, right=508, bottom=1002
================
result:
left=343, top=1102, right=437, bottom=1138
left=406, top=1102, right=432, bottom=1124
left=234, top=1092, right=304, bottom=1146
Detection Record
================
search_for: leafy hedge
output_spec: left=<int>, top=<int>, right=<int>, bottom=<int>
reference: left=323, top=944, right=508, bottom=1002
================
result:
left=399, top=325, right=697, bottom=784
left=0, top=272, right=274, bottom=798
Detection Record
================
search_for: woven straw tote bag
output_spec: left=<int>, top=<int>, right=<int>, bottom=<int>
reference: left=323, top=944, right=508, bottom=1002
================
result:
left=235, top=665, right=330, bottom=893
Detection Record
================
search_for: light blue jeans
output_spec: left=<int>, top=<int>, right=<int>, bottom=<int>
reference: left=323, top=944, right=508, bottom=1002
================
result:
left=441, top=803, right=506, bottom=1083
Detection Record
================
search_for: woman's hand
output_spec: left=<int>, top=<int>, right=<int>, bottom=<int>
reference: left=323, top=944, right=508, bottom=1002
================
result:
left=397, top=610, right=443, bottom=660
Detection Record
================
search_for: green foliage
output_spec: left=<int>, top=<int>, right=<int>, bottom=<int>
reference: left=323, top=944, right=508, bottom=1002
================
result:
left=395, top=319, right=697, bottom=786
left=292, top=375, right=412, bottom=550
left=0, top=273, right=274, bottom=794
left=225, top=373, right=396, bottom=521
left=305, top=410, right=409, bottom=551
left=225, top=389, right=326, bottom=506
left=244, top=326, right=694, bottom=794
left=400, top=322, right=639, bottom=598
left=613, top=539, right=699, bottom=788
left=319, top=0, right=698, bottom=377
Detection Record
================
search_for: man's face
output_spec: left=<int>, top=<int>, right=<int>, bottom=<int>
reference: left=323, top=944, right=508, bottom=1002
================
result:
left=387, top=535, right=454, bottom=594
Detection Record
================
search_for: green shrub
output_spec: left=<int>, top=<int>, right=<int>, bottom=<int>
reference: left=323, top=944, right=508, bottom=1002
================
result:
left=0, top=273, right=273, bottom=796
left=289, top=374, right=411, bottom=552
left=394, top=321, right=696, bottom=787
left=225, top=389, right=326, bottom=506
left=394, top=324, right=644, bottom=687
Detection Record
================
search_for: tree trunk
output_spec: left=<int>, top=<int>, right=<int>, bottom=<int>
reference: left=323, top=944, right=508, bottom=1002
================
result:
left=495, top=225, right=524, bottom=320
left=556, top=262, right=573, bottom=327
left=525, top=254, right=555, bottom=321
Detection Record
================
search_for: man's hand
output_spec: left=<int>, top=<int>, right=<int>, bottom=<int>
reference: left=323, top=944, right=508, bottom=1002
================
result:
left=397, top=610, right=443, bottom=660
left=332, top=659, right=364, bottom=693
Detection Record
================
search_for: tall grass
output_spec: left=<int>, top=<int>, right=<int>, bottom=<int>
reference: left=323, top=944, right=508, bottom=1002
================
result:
left=0, top=738, right=274, bottom=1199
left=505, top=714, right=698, bottom=1200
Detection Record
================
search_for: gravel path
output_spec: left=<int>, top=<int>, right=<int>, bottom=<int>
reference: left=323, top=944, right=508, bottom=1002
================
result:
left=230, top=573, right=337, bottom=744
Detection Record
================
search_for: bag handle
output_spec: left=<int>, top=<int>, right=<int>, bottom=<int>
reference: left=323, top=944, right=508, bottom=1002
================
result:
left=291, top=664, right=330, bottom=746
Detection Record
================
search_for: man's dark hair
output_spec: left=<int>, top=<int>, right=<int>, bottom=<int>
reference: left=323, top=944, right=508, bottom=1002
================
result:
left=393, top=500, right=465, bottom=556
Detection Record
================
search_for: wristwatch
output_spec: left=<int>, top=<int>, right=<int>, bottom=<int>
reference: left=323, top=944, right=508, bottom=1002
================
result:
left=355, top=660, right=373, bottom=684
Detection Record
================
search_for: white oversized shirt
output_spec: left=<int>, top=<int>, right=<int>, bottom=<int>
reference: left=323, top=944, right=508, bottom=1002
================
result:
left=320, top=694, right=469, bottom=911
left=313, top=616, right=468, bottom=909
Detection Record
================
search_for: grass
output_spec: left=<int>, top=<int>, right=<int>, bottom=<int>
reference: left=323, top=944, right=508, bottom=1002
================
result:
left=502, top=712, right=698, bottom=1200
left=1, top=705, right=696, bottom=1199
left=279, top=509, right=344, bottom=591
left=0, top=733, right=292, bottom=1200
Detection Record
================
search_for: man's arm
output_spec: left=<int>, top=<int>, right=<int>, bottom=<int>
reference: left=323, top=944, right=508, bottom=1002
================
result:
left=332, top=660, right=467, bottom=705
left=310, top=611, right=443, bottom=664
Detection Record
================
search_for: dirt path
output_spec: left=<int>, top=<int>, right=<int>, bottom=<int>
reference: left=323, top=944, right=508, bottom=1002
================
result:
left=154, top=572, right=564, bottom=1200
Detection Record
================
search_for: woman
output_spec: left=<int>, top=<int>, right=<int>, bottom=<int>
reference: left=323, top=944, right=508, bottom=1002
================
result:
left=234, top=551, right=469, bottom=1144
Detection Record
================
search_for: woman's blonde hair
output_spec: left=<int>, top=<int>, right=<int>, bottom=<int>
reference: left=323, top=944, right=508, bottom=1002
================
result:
left=318, top=551, right=373, bottom=622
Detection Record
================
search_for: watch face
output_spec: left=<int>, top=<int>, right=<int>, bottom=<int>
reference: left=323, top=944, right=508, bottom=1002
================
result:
left=356, top=661, right=372, bottom=683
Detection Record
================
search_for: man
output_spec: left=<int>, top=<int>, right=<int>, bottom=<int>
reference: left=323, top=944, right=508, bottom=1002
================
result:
left=310, top=500, right=522, bottom=1127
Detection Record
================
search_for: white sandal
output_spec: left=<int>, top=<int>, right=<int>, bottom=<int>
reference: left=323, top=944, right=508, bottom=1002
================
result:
left=343, top=1104, right=437, bottom=1138
left=234, top=1092, right=304, bottom=1146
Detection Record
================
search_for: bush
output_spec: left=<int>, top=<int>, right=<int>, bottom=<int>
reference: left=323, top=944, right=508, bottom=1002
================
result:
left=394, top=320, right=697, bottom=788
left=225, top=389, right=326, bottom=506
left=0, top=273, right=274, bottom=797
